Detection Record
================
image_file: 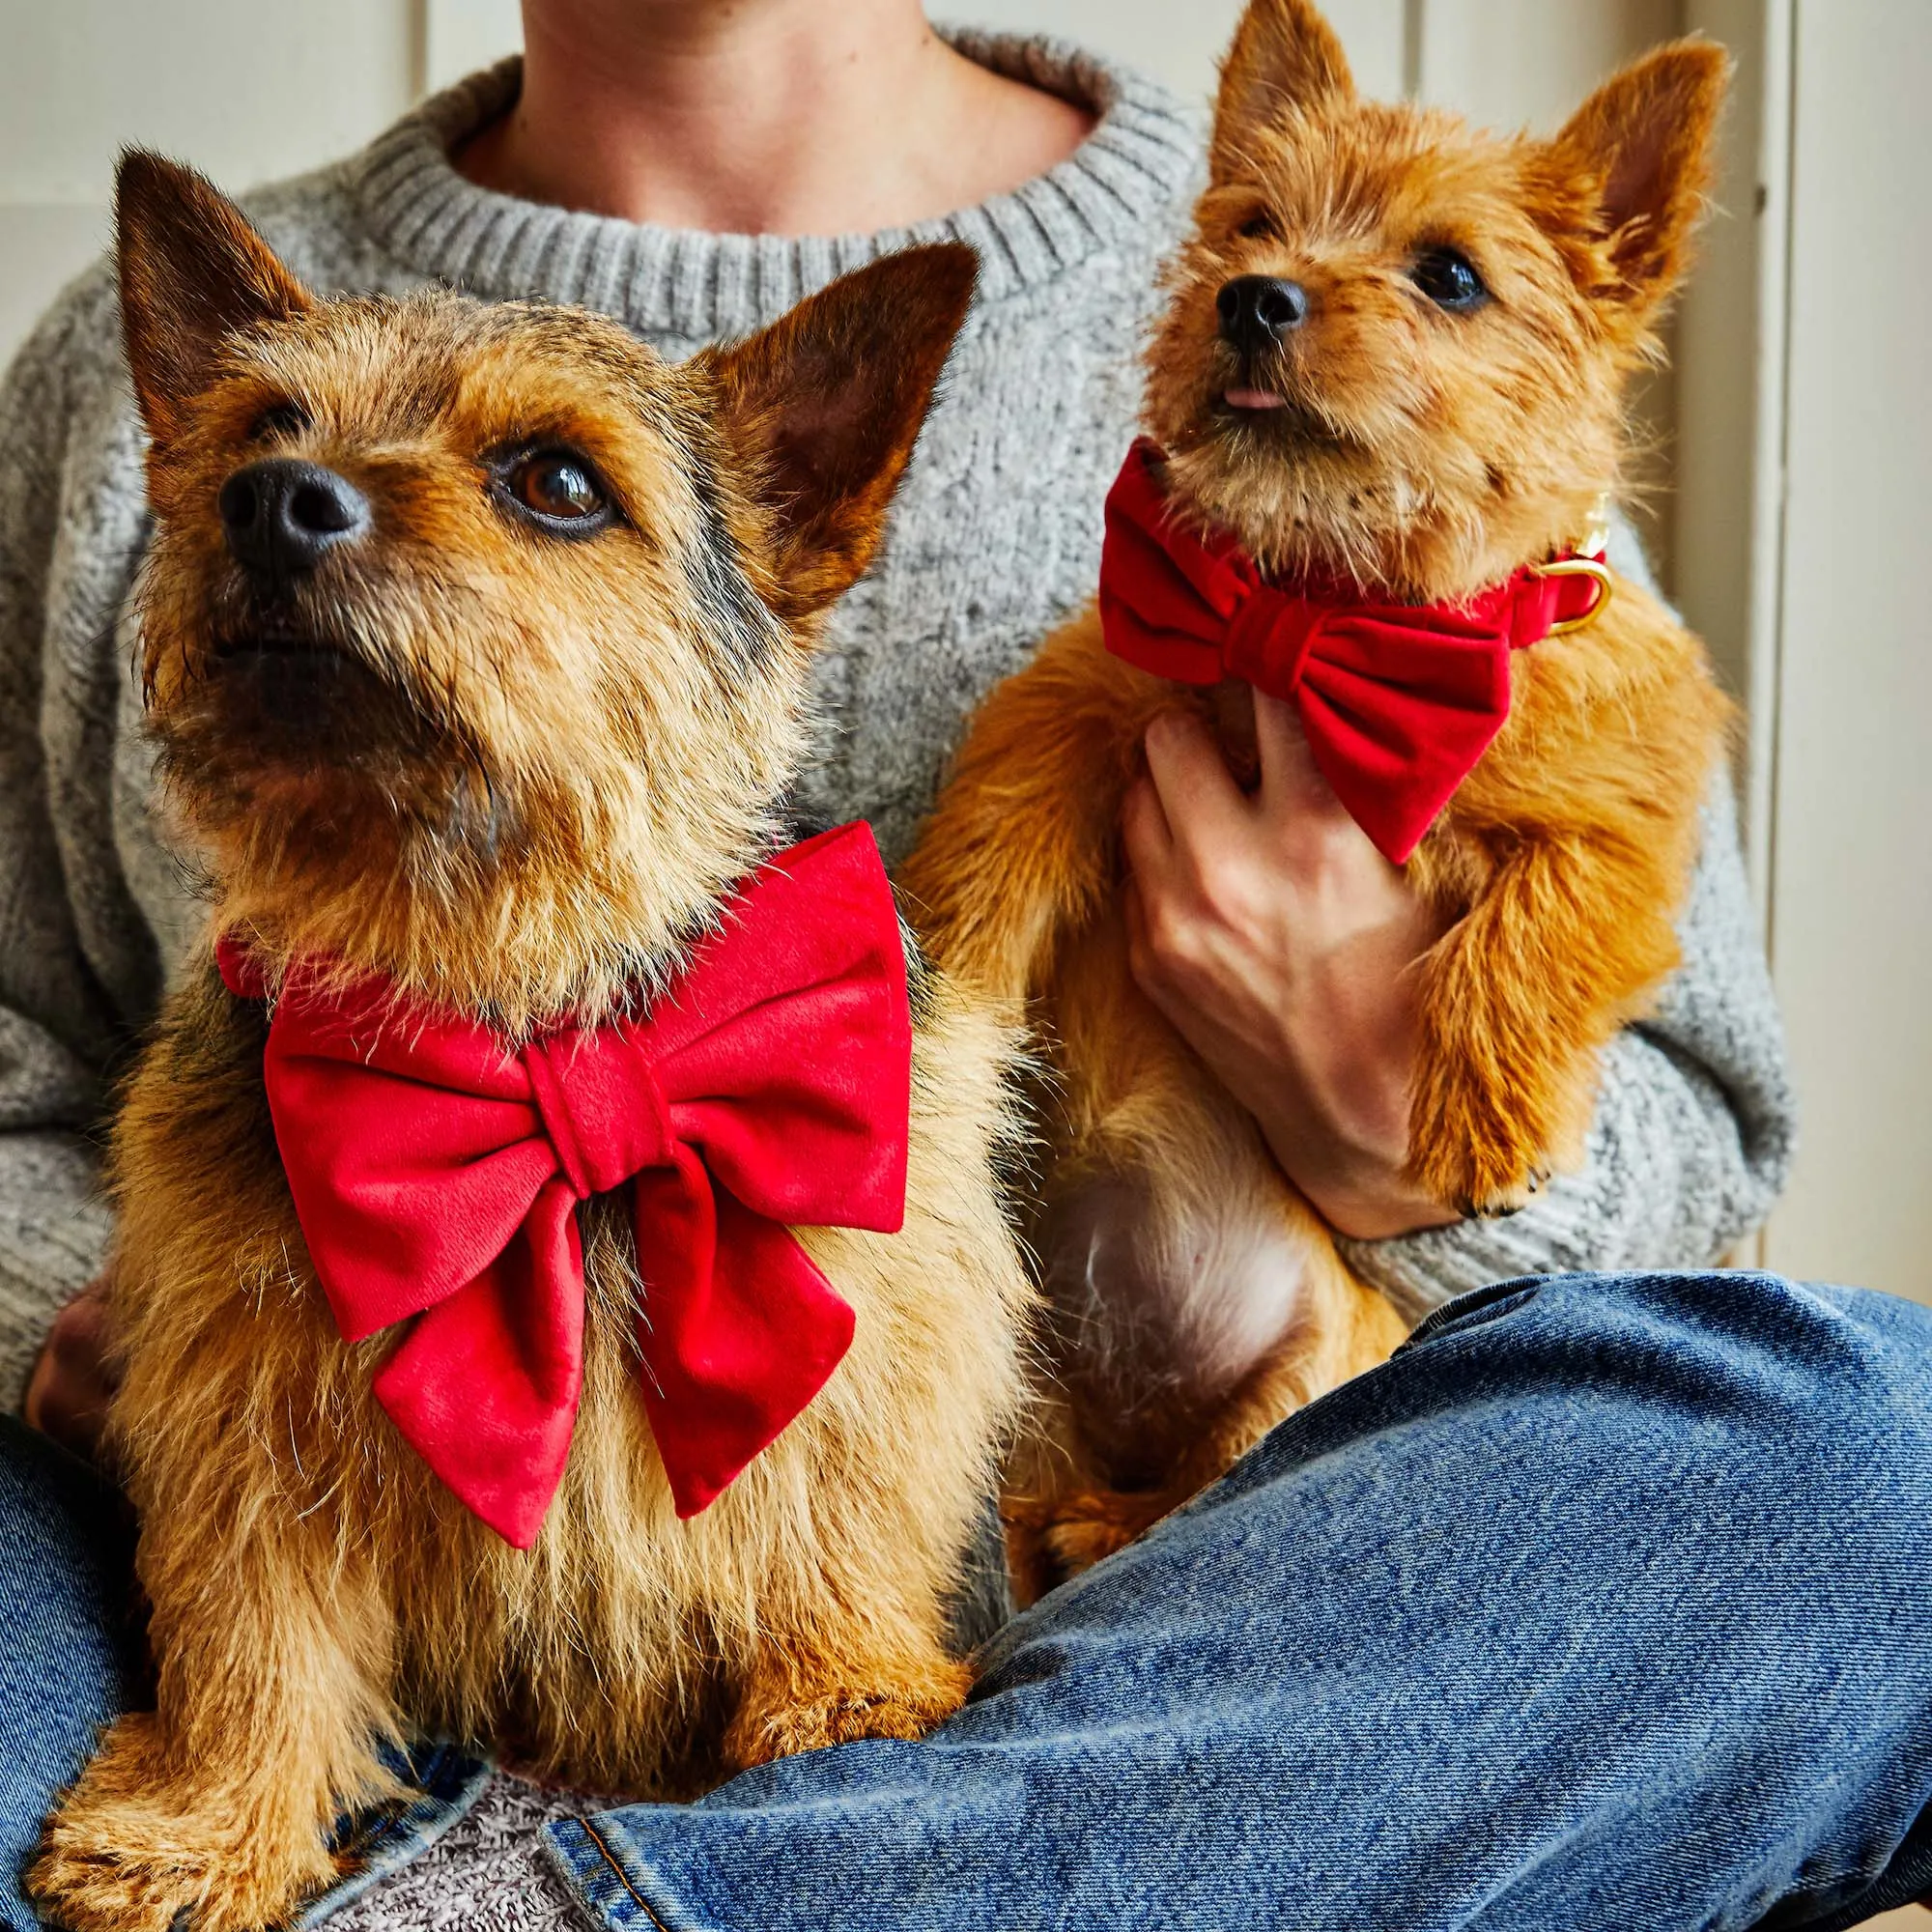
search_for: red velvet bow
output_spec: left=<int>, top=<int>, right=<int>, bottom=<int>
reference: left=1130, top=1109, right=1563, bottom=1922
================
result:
left=1098, top=439, right=1608, bottom=864
left=216, top=822, right=912, bottom=1548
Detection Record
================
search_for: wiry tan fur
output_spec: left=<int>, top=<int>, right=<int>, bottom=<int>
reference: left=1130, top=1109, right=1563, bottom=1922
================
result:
left=901, top=0, right=1732, bottom=1597
left=29, top=155, right=1033, bottom=1932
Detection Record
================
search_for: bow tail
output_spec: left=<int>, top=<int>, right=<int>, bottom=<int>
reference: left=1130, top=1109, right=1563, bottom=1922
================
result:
left=631, top=1148, right=857, bottom=1518
left=1295, top=647, right=1515, bottom=866
left=372, top=1179, right=586, bottom=1549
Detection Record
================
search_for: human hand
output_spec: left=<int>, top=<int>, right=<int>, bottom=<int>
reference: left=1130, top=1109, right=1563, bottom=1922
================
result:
left=23, top=1277, right=119, bottom=1464
left=1122, top=692, right=1462, bottom=1241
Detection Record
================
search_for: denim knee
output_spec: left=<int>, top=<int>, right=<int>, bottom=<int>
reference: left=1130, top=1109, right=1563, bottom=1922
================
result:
left=1606, top=1269, right=1932, bottom=1474
left=1742, top=1271, right=1932, bottom=1565
left=1463, top=1268, right=1932, bottom=1619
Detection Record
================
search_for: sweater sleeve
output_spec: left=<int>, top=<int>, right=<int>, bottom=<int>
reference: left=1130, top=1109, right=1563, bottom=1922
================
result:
left=1335, top=514, right=1795, bottom=1322
left=1338, top=768, right=1796, bottom=1324
left=0, top=292, right=127, bottom=1407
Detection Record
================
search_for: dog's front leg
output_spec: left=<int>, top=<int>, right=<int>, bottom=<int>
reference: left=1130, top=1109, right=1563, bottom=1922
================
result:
left=1406, top=835, right=1679, bottom=1217
left=900, top=611, right=1171, bottom=1004
left=28, top=1496, right=400, bottom=1932
left=719, top=1492, right=976, bottom=1769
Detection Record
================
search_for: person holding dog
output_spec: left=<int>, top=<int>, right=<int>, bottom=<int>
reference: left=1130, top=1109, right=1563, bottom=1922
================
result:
left=1, top=3, right=1919, bottom=1931
left=13, top=0, right=1790, bottom=1481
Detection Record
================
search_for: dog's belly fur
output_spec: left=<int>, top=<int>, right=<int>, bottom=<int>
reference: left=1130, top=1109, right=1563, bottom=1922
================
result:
left=1037, top=1136, right=1323, bottom=1488
left=1025, top=910, right=1346, bottom=1486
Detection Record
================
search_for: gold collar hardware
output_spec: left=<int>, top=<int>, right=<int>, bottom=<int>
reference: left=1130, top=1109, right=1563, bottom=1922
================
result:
left=1535, top=493, right=1614, bottom=635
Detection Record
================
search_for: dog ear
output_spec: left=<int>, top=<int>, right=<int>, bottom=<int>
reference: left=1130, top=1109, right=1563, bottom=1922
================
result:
left=706, top=242, right=977, bottom=623
left=1210, top=0, right=1355, bottom=185
left=116, top=149, right=312, bottom=443
left=1545, top=41, right=1730, bottom=309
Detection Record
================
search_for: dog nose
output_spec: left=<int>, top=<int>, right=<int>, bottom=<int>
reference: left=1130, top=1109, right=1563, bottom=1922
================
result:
left=218, top=460, right=369, bottom=580
left=1217, top=275, right=1311, bottom=351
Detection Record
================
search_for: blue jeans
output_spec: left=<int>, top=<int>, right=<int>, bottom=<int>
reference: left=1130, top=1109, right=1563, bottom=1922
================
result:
left=7, top=1272, right=1931, bottom=1930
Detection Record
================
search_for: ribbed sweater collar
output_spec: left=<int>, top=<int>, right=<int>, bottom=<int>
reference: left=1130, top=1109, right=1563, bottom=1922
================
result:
left=345, top=31, right=1202, bottom=337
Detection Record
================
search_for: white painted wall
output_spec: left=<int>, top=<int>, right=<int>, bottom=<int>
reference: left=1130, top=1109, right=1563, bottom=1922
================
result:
left=1757, top=0, right=1932, bottom=1303
left=1414, top=0, right=1680, bottom=129
left=0, top=0, right=416, bottom=361
left=1675, top=0, right=1789, bottom=892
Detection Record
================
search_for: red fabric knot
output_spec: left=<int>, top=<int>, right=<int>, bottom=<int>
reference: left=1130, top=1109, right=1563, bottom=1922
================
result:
left=1097, top=439, right=1612, bottom=864
left=214, top=822, right=912, bottom=1549
left=523, top=1026, right=672, bottom=1201
left=1224, top=584, right=1324, bottom=697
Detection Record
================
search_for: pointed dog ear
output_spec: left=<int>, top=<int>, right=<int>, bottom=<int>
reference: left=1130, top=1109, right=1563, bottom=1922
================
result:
left=116, top=149, right=312, bottom=443
left=703, top=242, right=977, bottom=623
left=1210, top=0, right=1355, bottom=185
left=1545, top=41, right=1730, bottom=311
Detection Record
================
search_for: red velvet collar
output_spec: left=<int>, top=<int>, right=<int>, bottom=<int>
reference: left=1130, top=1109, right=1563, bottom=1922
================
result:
left=1097, top=439, right=1611, bottom=863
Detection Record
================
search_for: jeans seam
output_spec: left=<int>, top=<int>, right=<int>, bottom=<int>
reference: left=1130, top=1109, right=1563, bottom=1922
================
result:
left=1399, top=1281, right=1542, bottom=1352
left=577, top=1815, right=674, bottom=1932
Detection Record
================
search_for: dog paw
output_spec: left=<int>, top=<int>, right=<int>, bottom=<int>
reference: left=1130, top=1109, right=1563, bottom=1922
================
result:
left=1006, top=1487, right=1174, bottom=1600
left=1413, top=1129, right=1552, bottom=1220
left=726, top=1659, right=973, bottom=1767
left=28, top=1716, right=334, bottom=1932
left=1452, top=1162, right=1554, bottom=1220
left=1043, top=1491, right=1166, bottom=1575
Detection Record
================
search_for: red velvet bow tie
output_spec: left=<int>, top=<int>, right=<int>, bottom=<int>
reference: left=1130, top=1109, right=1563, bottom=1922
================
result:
left=216, top=822, right=912, bottom=1549
left=1098, top=439, right=1610, bottom=864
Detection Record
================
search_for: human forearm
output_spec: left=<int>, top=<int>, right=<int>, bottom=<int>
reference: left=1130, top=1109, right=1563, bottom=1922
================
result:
left=1338, top=1028, right=1786, bottom=1321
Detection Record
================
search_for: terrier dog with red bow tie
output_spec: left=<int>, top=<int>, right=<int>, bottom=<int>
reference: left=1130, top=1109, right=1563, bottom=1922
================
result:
left=30, top=156, right=1030, bottom=1932
left=902, top=0, right=1731, bottom=1596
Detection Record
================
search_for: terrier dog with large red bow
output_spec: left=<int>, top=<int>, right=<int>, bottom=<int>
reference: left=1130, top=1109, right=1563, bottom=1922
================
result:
left=902, top=0, right=1731, bottom=1595
left=30, top=156, right=1030, bottom=1932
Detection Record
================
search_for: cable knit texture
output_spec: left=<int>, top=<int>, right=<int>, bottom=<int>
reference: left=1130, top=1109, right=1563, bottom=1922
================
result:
left=0, top=38, right=1792, bottom=1931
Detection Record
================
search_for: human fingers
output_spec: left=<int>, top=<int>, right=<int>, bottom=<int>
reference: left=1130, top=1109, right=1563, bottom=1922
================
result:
left=1141, top=708, right=1251, bottom=864
left=1253, top=689, right=1347, bottom=820
left=22, top=1281, right=119, bottom=1464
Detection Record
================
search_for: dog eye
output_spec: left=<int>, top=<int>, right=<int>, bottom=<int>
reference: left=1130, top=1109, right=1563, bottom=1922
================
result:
left=502, top=450, right=611, bottom=531
left=1237, top=211, right=1278, bottom=241
left=250, top=400, right=310, bottom=441
left=1411, top=246, right=1489, bottom=311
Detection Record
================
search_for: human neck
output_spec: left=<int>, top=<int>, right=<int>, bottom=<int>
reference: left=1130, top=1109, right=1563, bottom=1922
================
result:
left=457, top=0, right=1094, bottom=237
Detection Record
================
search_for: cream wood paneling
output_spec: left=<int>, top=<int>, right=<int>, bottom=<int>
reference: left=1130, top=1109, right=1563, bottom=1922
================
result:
left=1675, top=0, right=1791, bottom=901
left=423, top=0, right=521, bottom=94
left=1761, top=0, right=1932, bottom=1305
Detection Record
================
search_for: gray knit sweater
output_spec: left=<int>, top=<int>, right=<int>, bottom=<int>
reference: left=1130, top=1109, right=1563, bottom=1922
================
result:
left=0, top=38, right=1793, bottom=1928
